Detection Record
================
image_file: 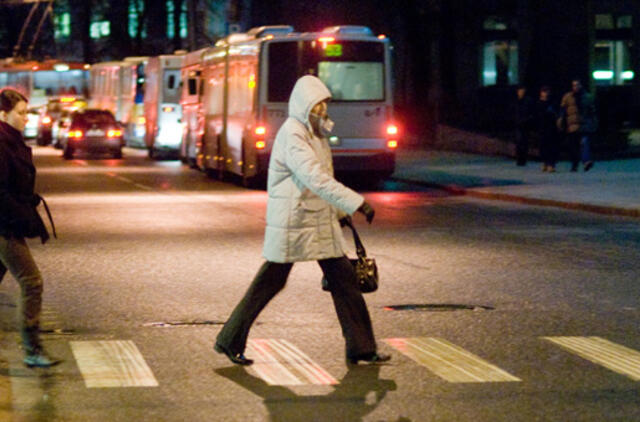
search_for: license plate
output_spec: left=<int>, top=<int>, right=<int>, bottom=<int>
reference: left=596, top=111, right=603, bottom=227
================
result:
left=86, top=129, right=105, bottom=136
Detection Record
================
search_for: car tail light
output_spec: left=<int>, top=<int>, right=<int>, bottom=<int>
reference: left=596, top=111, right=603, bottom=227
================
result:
left=162, top=106, right=175, bottom=113
left=108, top=129, right=123, bottom=138
left=68, top=130, right=83, bottom=139
left=42, top=116, right=52, bottom=125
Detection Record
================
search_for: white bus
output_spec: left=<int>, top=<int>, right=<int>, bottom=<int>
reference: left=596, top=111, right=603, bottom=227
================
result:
left=0, top=59, right=88, bottom=107
left=89, top=57, right=147, bottom=147
left=144, top=53, right=185, bottom=158
left=179, top=48, right=208, bottom=167
left=182, top=25, right=398, bottom=186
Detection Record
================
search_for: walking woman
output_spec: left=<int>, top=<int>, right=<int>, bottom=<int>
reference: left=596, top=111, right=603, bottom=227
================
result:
left=214, top=75, right=390, bottom=366
left=0, top=88, right=59, bottom=368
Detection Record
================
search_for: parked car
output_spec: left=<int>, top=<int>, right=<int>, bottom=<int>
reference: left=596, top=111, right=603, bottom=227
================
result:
left=60, top=109, right=124, bottom=159
left=23, top=106, right=41, bottom=139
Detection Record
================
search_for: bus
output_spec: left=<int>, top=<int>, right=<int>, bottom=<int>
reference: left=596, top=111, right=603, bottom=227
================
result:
left=144, top=53, right=185, bottom=158
left=179, top=48, right=208, bottom=167
left=181, top=25, right=398, bottom=186
left=0, top=59, right=89, bottom=107
left=89, top=57, right=147, bottom=147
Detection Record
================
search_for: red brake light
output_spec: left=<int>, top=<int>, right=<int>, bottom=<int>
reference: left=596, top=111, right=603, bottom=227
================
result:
left=255, top=141, right=266, bottom=149
left=69, top=130, right=83, bottom=139
left=108, top=129, right=122, bottom=138
left=254, top=126, right=266, bottom=136
left=386, top=124, right=398, bottom=136
left=387, top=140, right=398, bottom=149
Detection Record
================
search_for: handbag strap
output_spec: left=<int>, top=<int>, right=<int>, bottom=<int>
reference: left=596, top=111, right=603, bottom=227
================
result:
left=344, top=218, right=366, bottom=258
left=39, top=195, right=57, bottom=239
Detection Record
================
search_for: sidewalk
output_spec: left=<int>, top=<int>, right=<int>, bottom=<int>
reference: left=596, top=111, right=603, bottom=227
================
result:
left=392, top=148, right=640, bottom=218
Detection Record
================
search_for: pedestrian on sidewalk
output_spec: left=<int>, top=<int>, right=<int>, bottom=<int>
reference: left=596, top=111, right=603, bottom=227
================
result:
left=515, top=85, right=535, bottom=166
left=560, top=80, right=597, bottom=172
left=214, top=75, right=390, bottom=366
left=0, top=88, right=60, bottom=368
left=536, top=86, right=560, bottom=172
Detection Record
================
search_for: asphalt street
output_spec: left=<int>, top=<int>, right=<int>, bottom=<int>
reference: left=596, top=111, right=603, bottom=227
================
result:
left=1, top=145, right=639, bottom=421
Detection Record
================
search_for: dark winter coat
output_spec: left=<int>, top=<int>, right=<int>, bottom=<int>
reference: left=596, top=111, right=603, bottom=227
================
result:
left=0, top=120, right=49, bottom=243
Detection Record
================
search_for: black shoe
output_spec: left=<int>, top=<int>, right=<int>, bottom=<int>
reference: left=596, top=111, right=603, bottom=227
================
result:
left=584, top=161, right=594, bottom=172
left=214, top=342, right=253, bottom=365
left=347, top=352, right=391, bottom=365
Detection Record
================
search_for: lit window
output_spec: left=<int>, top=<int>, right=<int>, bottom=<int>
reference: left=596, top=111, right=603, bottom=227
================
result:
left=593, top=40, right=633, bottom=85
left=166, top=0, right=175, bottom=38
left=54, top=13, right=71, bottom=39
left=90, top=21, right=110, bottom=39
left=128, top=0, right=146, bottom=39
left=482, top=41, right=518, bottom=86
left=179, top=2, right=188, bottom=39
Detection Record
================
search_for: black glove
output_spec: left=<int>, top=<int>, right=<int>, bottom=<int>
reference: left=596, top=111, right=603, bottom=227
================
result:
left=339, top=215, right=352, bottom=227
left=357, top=201, right=375, bottom=224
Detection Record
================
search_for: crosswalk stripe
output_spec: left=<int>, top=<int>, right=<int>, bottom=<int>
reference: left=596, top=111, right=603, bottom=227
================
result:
left=384, top=337, right=521, bottom=383
left=247, top=339, right=338, bottom=386
left=70, top=340, right=158, bottom=388
left=543, top=336, right=640, bottom=380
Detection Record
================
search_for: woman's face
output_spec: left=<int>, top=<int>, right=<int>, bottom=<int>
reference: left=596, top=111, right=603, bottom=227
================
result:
left=1, top=100, right=28, bottom=132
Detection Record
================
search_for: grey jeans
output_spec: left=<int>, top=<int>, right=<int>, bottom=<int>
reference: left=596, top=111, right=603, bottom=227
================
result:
left=0, top=236, right=43, bottom=333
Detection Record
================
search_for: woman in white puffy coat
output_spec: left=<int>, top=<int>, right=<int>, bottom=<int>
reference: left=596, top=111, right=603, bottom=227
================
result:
left=214, top=75, right=390, bottom=365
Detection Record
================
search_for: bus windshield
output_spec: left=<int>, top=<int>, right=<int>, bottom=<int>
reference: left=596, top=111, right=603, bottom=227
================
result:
left=267, top=40, right=385, bottom=103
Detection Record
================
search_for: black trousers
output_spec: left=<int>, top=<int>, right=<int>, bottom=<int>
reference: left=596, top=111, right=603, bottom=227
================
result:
left=216, top=256, right=377, bottom=358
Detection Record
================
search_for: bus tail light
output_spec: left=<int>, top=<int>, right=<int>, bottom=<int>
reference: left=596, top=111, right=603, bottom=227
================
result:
left=386, top=123, right=399, bottom=149
left=255, top=141, right=266, bottom=149
left=254, top=125, right=266, bottom=136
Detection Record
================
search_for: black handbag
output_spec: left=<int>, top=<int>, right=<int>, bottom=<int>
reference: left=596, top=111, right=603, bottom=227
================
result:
left=322, top=218, right=378, bottom=293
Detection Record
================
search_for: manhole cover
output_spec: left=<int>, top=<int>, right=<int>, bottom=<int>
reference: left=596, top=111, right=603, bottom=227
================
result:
left=384, top=304, right=494, bottom=312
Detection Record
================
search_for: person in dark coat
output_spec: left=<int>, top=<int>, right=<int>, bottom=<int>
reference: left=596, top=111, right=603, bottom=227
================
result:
left=0, top=88, right=59, bottom=368
left=515, top=85, right=535, bottom=166
left=536, top=86, right=560, bottom=172
left=214, top=76, right=390, bottom=366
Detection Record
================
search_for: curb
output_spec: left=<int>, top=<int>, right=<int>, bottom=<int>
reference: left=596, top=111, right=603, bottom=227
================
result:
left=391, top=177, right=640, bottom=219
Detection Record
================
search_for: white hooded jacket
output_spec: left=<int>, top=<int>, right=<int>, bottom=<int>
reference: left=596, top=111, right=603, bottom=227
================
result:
left=262, top=75, right=364, bottom=263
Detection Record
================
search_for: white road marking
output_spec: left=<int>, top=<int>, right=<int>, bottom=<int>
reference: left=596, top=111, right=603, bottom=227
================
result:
left=247, top=339, right=338, bottom=386
left=384, top=337, right=521, bottom=383
left=543, top=336, right=640, bottom=380
left=70, top=340, right=158, bottom=388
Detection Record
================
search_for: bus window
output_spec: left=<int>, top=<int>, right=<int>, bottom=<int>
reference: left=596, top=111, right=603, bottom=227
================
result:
left=267, top=40, right=386, bottom=103
left=318, top=62, right=383, bottom=101
left=188, top=78, right=198, bottom=96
